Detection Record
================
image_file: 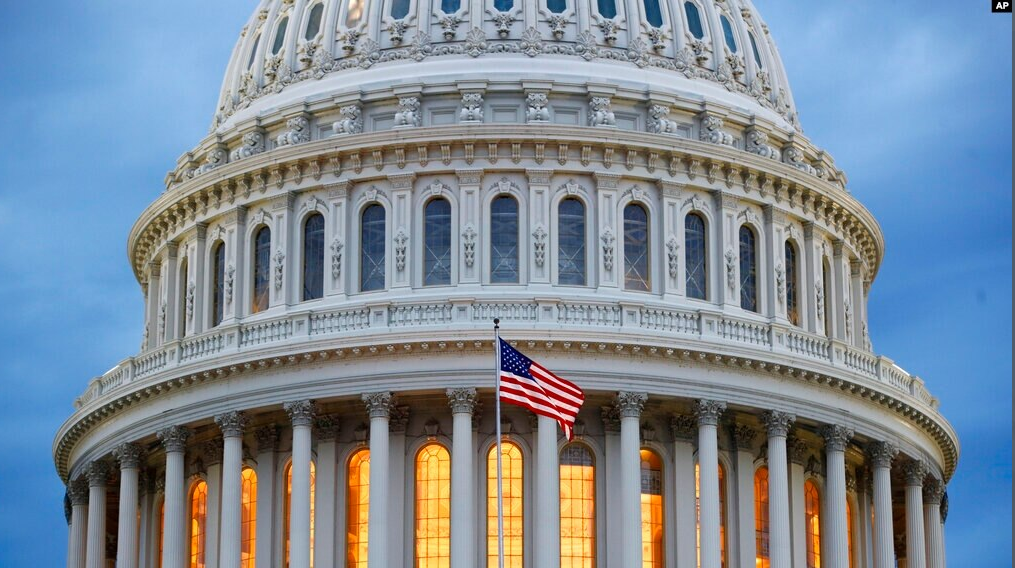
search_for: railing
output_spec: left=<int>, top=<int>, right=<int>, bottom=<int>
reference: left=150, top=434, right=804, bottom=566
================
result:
left=72, top=297, right=940, bottom=414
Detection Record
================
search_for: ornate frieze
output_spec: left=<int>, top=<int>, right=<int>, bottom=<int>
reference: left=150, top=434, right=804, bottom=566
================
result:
left=276, top=116, right=311, bottom=147
left=332, top=104, right=363, bottom=135
left=588, top=96, right=616, bottom=127
left=460, top=93, right=485, bottom=122
left=647, top=105, right=678, bottom=134
left=393, top=97, right=421, bottom=128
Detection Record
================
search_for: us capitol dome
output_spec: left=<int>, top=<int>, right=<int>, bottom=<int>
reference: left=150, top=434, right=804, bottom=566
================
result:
left=55, top=0, right=958, bottom=567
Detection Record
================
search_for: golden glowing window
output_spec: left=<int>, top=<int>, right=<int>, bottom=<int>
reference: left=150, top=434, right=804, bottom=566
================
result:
left=487, top=441, right=524, bottom=568
left=241, top=467, right=257, bottom=568
left=695, top=462, right=728, bottom=568
left=846, top=500, right=855, bottom=568
left=284, top=460, right=316, bottom=568
left=559, top=443, right=595, bottom=568
left=415, top=443, right=452, bottom=568
left=804, top=480, right=821, bottom=568
left=640, top=449, right=664, bottom=568
left=754, top=467, right=770, bottom=568
left=347, top=448, right=370, bottom=568
left=159, top=500, right=165, bottom=568
left=189, top=480, right=208, bottom=568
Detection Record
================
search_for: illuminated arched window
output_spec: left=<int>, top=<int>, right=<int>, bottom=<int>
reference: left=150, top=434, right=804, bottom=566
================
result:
left=804, top=480, right=821, bottom=568
left=490, top=196, right=520, bottom=283
left=346, top=0, right=365, bottom=27
left=624, top=203, right=650, bottom=291
left=739, top=226, right=758, bottom=312
left=252, top=226, right=271, bottom=313
left=640, top=449, right=664, bottom=568
left=304, top=3, right=324, bottom=40
left=754, top=467, right=770, bottom=568
left=695, top=462, right=728, bottom=568
left=785, top=241, right=800, bottom=326
left=822, top=259, right=832, bottom=337
left=846, top=500, right=855, bottom=568
left=361, top=204, right=386, bottom=292
left=241, top=467, right=257, bottom=568
left=159, top=500, right=165, bottom=568
left=685, top=213, right=707, bottom=300
left=347, top=448, right=370, bottom=568
left=558, top=198, right=586, bottom=286
left=284, top=461, right=316, bottom=568
left=178, top=257, right=189, bottom=338
left=424, top=198, right=452, bottom=286
left=211, top=241, right=226, bottom=327
left=487, top=442, right=524, bottom=568
left=720, top=15, right=737, bottom=53
left=684, top=2, right=704, bottom=40
left=190, top=480, right=208, bottom=568
left=302, top=213, right=325, bottom=301
left=271, top=17, right=289, bottom=55
left=560, top=443, right=595, bottom=568
left=415, top=443, right=451, bottom=567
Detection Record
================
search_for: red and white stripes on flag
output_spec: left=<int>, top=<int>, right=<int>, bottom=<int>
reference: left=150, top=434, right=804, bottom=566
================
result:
left=497, top=338, right=585, bottom=440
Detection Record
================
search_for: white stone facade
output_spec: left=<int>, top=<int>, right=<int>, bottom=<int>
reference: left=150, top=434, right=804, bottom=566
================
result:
left=56, top=1, right=956, bottom=568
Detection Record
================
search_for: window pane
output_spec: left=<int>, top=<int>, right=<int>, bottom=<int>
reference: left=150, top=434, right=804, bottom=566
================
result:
left=347, top=0, right=365, bottom=27
left=252, top=227, right=271, bottom=313
left=424, top=199, right=452, bottom=286
left=304, top=3, right=324, bottom=40
left=241, top=468, right=257, bottom=568
left=754, top=467, right=770, bottom=568
left=303, top=214, right=325, bottom=301
left=247, top=35, right=260, bottom=69
left=212, top=243, right=225, bottom=326
left=643, top=0, right=663, bottom=28
left=597, top=0, right=617, bottom=19
left=190, top=481, right=208, bottom=568
left=739, top=226, right=757, bottom=312
left=847, top=501, right=855, bottom=568
left=487, top=442, right=524, bottom=568
left=624, top=204, right=650, bottom=291
left=785, top=242, right=799, bottom=326
left=558, top=199, right=586, bottom=286
left=641, top=449, right=664, bottom=568
left=390, top=0, right=410, bottom=19
left=490, top=196, right=519, bottom=283
left=749, top=31, right=763, bottom=67
left=805, top=481, right=821, bottom=568
left=361, top=205, right=386, bottom=291
left=685, top=213, right=707, bottom=300
left=272, top=17, right=289, bottom=55
left=547, top=0, right=567, bottom=13
left=415, top=444, right=451, bottom=568
left=347, top=449, right=370, bottom=568
left=441, top=0, right=461, bottom=12
left=720, top=15, right=737, bottom=53
left=560, top=444, right=595, bottom=568
left=494, top=0, right=514, bottom=11
left=684, top=2, right=704, bottom=40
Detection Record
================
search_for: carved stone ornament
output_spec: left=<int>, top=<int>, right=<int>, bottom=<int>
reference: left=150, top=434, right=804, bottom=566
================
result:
left=158, top=300, right=167, bottom=340
left=614, top=391, right=648, bottom=418
left=600, top=227, right=616, bottom=271
left=526, top=92, right=550, bottom=122
left=255, top=425, right=280, bottom=453
left=332, top=104, right=363, bottom=135
left=214, top=410, right=248, bottom=438
left=670, top=414, right=696, bottom=441
left=647, top=104, right=678, bottom=134
left=362, top=391, right=395, bottom=418
left=315, top=415, right=342, bottom=441
left=821, top=424, right=854, bottom=452
left=761, top=410, right=795, bottom=437
left=196, top=148, right=227, bottom=176
left=276, top=115, right=311, bottom=147
left=459, top=92, right=485, bottom=122
left=394, top=229, right=408, bottom=272
left=492, top=12, right=515, bottom=38
left=844, top=301, right=853, bottom=340
left=86, top=460, right=110, bottom=487
left=601, top=405, right=620, bottom=432
left=903, top=460, right=929, bottom=486
left=787, top=436, right=808, bottom=465
left=393, top=96, right=421, bottom=127
left=724, top=247, right=737, bottom=291
left=775, top=263, right=786, bottom=303
left=589, top=96, right=616, bottom=127
left=69, top=477, right=90, bottom=506
left=732, top=424, right=757, bottom=451
left=783, top=146, right=818, bottom=176
left=693, top=399, right=727, bottom=426
left=385, top=19, right=409, bottom=44
left=532, top=224, right=548, bottom=267
left=547, top=14, right=568, bottom=38
left=815, top=282, right=825, bottom=322
left=438, top=14, right=463, bottom=40
left=745, top=128, right=780, bottom=160
left=225, top=264, right=236, bottom=304
left=202, top=439, right=223, bottom=466
left=700, top=113, right=734, bottom=146
left=666, top=235, right=680, bottom=279
left=157, top=425, right=192, bottom=453
left=462, top=224, right=478, bottom=267
left=330, top=238, right=344, bottom=279
left=273, top=249, right=285, bottom=290
left=185, top=282, right=196, bottom=321
left=924, top=479, right=944, bottom=505
left=446, top=387, right=478, bottom=414
left=231, top=131, right=265, bottom=161
left=284, top=399, right=317, bottom=427
left=113, top=442, right=145, bottom=470
left=597, top=18, right=619, bottom=43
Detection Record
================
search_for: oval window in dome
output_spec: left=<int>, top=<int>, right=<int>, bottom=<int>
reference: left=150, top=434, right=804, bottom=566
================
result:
left=749, top=31, right=763, bottom=67
left=271, top=16, right=289, bottom=55
left=390, top=0, right=410, bottom=19
left=720, top=14, right=737, bottom=53
left=547, top=0, right=566, bottom=14
left=643, top=0, right=663, bottom=28
left=246, top=34, right=261, bottom=69
left=683, top=2, right=704, bottom=40
left=494, top=0, right=514, bottom=12
left=441, top=0, right=461, bottom=13
left=597, top=0, right=617, bottom=19
left=346, top=0, right=365, bottom=27
left=304, top=3, right=324, bottom=40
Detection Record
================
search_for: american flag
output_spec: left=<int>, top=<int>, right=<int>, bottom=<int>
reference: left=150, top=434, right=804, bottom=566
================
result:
left=498, top=338, right=585, bottom=440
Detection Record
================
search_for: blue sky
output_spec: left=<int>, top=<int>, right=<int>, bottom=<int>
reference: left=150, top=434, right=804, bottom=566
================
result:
left=0, top=1, right=1009, bottom=566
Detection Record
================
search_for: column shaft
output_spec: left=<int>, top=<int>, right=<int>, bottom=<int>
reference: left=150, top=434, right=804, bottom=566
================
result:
left=763, top=412, right=794, bottom=568
left=924, top=502, right=944, bottom=568
left=534, top=414, right=560, bottom=568
left=733, top=426, right=757, bottom=568
left=823, top=425, right=853, bottom=568
left=671, top=423, right=697, bottom=568
left=364, top=393, right=392, bottom=568
left=254, top=427, right=279, bottom=568
left=68, top=487, right=88, bottom=568
left=904, top=462, right=929, bottom=568
left=290, top=424, right=313, bottom=568
left=695, top=400, right=725, bottom=568
left=116, top=467, right=141, bottom=568
left=448, top=389, right=477, bottom=568
left=163, top=450, right=186, bottom=568
left=220, top=435, right=244, bottom=568
left=86, top=466, right=108, bottom=568
left=869, top=443, right=897, bottom=568
left=620, top=413, right=643, bottom=568
left=314, top=419, right=339, bottom=568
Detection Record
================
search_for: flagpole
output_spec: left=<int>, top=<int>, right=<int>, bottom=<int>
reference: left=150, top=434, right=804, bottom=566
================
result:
left=493, top=318, right=506, bottom=568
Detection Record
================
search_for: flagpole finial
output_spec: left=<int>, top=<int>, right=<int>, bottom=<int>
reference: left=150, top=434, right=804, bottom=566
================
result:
left=493, top=318, right=500, bottom=329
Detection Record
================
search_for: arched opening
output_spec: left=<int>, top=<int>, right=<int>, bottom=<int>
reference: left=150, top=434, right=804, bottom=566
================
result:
left=805, top=480, right=821, bottom=568
left=785, top=241, right=800, bottom=326
left=415, top=443, right=452, bottom=567
left=754, top=467, right=770, bottom=568
left=641, top=448, right=664, bottom=568
left=360, top=204, right=386, bottom=292
left=304, top=3, right=324, bottom=40
left=241, top=467, right=257, bottom=568
left=684, top=2, right=704, bottom=39
left=685, top=213, right=708, bottom=300
left=487, top=441, right=524, bottom=567
left=490, top=196, right=520, bottom=283
left=347, top=448, right=370, bottom=568
left=424, top=198, right=452, bottom=286
left=720, top=15, right=737, bottom=53
left=739, top=226, right=758, bottom=312
left=211, top=241, right=226, bottom=326
left=558, top=198, right=587, bottom=286
left=189, top=480, right=208, bottom=568
left=302, top=213, right=325, bottom=301
left=624, top=203, right=650, bottom=291
left=560, top=443, right=596, bottom=567
left=251, top=226, right=271, bottom=313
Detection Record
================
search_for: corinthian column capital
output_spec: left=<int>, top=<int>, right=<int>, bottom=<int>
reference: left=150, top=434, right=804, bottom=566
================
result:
left=820, top=424, right=854, bottom=452
left=157, top=425, right=192, bottom=453
left=113, top=442, right=145, bottom=470
left=69, top=477, right=90, bottom=506
left=903, top=460, right=928, bottom=486
left=86, top=461, right=110, bottom=487
left=923, top=478, right=944, bottom=505
left=214, top=410, right=249, bottom=438
left=446, top=388, right=478, bottom=415
left=362, top=391, right=395, bottom=419
left=614, top=392, right=648, bottom=419
left=693, top=399, right=726, bottom=426
left=761, top=410, right=796, bottom=437
left=866, top=441, right=898, bottom=469
left=284, top=400, right=317, bottom=427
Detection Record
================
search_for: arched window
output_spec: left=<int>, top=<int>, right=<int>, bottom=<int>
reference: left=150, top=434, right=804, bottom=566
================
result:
left=846, top=500, right=855, bottom=568
left=490, top=196, right=519, bottom=283
left=190, top=480, right=208, bottom=568
left=415, top=443, right=451, bottom=567
left=494, top=0, right=514, bottom=11
left=271, top=17, right=289, bottom=55
left=252, top=226, right=271, bottom=313
left=685, top=213, right=707, bottom=300
left=247, top=34, right=261, bottom=69
left=212, top=242, right=226, bottom=326
left=241, top=467, right=257, bottom=568
left=302, top=214, right=325, bottom=301
left=178, top=257, right=189, bottom=339
left=441, top=0, right=462, bottom=13
left=597, top=0, right=617, bottom=18
left=547, top=0, right=567, bottom=14
left=754, top=467, right=770, bottom=568
left=641, top=449, right=664, bottom=568
left=487, top=442, right=524, bottom=568
left=643, top=0, right=663, bottom=27
left=304, top=3, right=324, bottom=40
left=284, top=461, right=316, bottom=568
left=785, top=241, right=800, bottom=326
left=749, top=31, right=763, bottom=68
left=720, top=15, right=737, bottom=53
left=624, top=203, right=650, bottom=291
left=560, top=443, right=595, bottom=567
left=684, top=2, right=704, bottom=40
left=558, top=198, right=586, bottom=286
left=822, top=259, right=832, bottom=337
left=424, top=199, right=452, bottom=286
left=695, top=462, right=728, bottom=568
left=804, top=480, right=821, bottom=568
left=390, top=0, right=410, bottom=19
left=347, top=448, right=370, bottom=568
left=361, top=204, right=386, bottom=292
left=739, top=226, right=758, bottom=312
left=346, top=0, right=365, bottom=27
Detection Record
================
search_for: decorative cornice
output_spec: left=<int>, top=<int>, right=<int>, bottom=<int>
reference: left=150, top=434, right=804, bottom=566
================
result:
left=762, top=410, right=795, bottom=437
left=903, top=460, right=929, bottom=486
left=670, top=414, right=696, bottom=442
left=214, top=410, right=248, bottom=438
left=732, top=424, right=757, bottom=451
left=614, top=391, right=648, bottom=419
left=866, top=441, right=898, bottom=469
left=820, top=424, right=854, bottom=453
left=157, top=426, right=192, bottom=453
left=113, top=442, right=145, bottom=470
left=284, top=399, right=317, bottom=427
left=362, top=391, right=395, bottom=419
left=694, top=399, right=726, bottom=427
left=446, top=387, right=478, bottom=415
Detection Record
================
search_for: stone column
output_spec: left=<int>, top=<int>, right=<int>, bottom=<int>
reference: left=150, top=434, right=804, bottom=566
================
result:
left=447, top=388, right=478, bottom=568
left=923, top=480, right=945, bottom=568
left=695, top=399, right=726, bottom=568
left=114, top=443, right=144, bottom=568
left=363, top=392, right=394, bottom=568
left=254, top=426, right=279, bottom=568
left=68, top=477, right=89, bottom=568
left=215, top=411, right=248, bottom=568
left=158, top=426, right=191, bottom=568
left=904, top=461, right=929, bottom=568
left=314, top=416, right=341, bottom=568
left=670, top=415, right=697, bottom=568
left=534, top=414, right=560, bottom=568
left=85, top=462, right=109, bottom=568
left=787, top=436, right=808, bottom=568
left=868, top=442, right=898, bottom=568
left=284, top=400, right=316, bottom=568
left=762, top=411, right=795, bottom=568
left=616, top=392, right=647, bottom=568
left=137, top=472, right=154, bottom=568
left=732, top=424, right=758, bottom=568
left=203, top=440, right=223, bottom=568
left=821, top=425, right=854, bottom=568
